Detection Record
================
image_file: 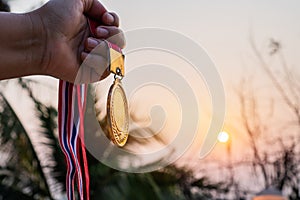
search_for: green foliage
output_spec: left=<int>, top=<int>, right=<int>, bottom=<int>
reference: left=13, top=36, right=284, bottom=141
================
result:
left=88, top=159, right=228, bottom=200
left=0, top=0, right=10, bottom=12
left=18, top=78, right=66, bottom=191
left=0, top=79, right=66, bottom=199
left=0, top=92, right=51, bottom=199
left=88, top=161, right=188, bottom=200
left=0, top=79, right=226, bottom=199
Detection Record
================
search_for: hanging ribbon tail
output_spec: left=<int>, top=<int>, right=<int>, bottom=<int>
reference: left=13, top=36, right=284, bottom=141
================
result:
left=58, top=11, right=125, bottom=200
left=76, top=85, right=89, bottom=200
left=58, top=81, right=88, bottom=200
left=58, top=81, right=77, bottom=200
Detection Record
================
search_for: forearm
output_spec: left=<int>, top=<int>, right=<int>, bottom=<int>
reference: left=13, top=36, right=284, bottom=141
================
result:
left=0, top=12, right=45, bottom=80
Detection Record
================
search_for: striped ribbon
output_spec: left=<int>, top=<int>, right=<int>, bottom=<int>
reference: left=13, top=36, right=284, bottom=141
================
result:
left=58, top=81, right=89, bottom=200
left=58, top=16, right=123, bottom=200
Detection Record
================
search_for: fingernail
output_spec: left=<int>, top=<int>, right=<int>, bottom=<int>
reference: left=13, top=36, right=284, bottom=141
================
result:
left=87, top=38, right=98, bottom=48
left=96, top=27, right=109, bottom=37
left=106, top=14, right=114, bottom=24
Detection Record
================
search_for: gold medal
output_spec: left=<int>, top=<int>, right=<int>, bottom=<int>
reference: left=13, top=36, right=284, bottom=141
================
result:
left=106, top=78, right=129, bottom=146
left=95, top=43, right=129, bottom=147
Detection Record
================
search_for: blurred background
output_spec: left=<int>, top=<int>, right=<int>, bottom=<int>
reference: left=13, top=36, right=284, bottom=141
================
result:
left=0, top=0, right=300, bottom=199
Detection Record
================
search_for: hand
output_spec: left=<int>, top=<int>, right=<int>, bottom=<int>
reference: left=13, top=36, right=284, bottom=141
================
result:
left=32, top=0, right=125, bottom=83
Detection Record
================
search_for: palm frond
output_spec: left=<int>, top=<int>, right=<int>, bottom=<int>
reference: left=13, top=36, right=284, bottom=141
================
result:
left=0, top=92, right=52, bottom=198
left=17, top=78, right=66, bottom=198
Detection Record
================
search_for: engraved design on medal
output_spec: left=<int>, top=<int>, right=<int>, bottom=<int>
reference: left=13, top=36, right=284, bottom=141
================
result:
left=107, top=79, right=129, bottom=147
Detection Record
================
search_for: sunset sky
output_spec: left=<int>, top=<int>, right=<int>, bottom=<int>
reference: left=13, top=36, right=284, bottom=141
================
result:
left=6, top=0, right=300, bottom=164
left=102, top=0, right=300, bottom=160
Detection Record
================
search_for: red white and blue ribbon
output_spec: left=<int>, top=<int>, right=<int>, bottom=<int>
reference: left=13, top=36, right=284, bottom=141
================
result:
left=58, top=82, right=89, bottom=200
left=57, top=8, right=124, bottom=198
left=57, top=12, right=105, bottom=200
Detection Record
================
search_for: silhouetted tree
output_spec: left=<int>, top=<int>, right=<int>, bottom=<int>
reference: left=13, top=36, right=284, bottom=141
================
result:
left=0, top=0, right=10, bottom=12
left=225, top=38, right=300, bottom=199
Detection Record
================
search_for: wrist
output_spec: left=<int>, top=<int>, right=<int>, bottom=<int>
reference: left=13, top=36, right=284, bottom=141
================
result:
left=24, top=11, right=49, bottom=76
left=0, top=12, right=48, bottom=79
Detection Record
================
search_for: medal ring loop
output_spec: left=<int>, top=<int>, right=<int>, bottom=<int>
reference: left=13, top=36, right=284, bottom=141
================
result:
left=114, top=67, right=123, bottom=80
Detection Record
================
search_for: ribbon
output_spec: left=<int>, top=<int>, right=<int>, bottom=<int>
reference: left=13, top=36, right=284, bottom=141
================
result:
left=57, top=18, right=98, bottom=200
left=58, top=82, right=89, bottom=200
left=58, top=13, right=124, bottom=199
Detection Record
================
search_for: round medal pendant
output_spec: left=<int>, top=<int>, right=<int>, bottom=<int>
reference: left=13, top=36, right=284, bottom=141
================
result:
left=106, top=78, right=129, bottom=147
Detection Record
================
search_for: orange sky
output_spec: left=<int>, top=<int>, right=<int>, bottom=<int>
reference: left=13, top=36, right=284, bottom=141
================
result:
left=6, top=0, right=300, bottom=166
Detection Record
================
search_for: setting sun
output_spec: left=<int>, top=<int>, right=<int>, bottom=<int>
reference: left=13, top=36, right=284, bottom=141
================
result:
left=218, top=131, right=229, bottom=143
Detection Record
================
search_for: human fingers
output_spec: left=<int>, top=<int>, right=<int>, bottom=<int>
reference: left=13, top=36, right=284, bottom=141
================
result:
left=84, top=0, right=107, bottom=21
left=95, top=26, right=125, bottom=48
left=84, top=0, right=118, bottom=26
left=84, top=38, right=108, bottom=54
left=102, top=12, right=119, bottom=26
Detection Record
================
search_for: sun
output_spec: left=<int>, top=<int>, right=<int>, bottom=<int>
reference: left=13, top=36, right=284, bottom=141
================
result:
left=218, top=131, right=229, bottom=143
